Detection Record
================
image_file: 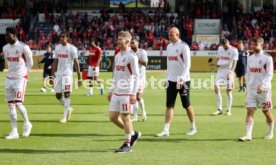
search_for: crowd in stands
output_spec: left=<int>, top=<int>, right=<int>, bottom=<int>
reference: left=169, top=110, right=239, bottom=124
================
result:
left=1, top=0, right=275, bottom=51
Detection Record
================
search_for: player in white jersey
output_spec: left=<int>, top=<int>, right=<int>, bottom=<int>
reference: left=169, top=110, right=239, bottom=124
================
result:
left=51, top=32, right=82, bottom=123
left=156, top=27, right=197, bottom=137
left=108, top=31, right=141, bottom=153
left=3, top=27, right=33, bottom=139
left=239, top=37, right=274, bottom=141
left=130, top=39, right=148, bottom=122
left=212, top=39, right=238, bottom=116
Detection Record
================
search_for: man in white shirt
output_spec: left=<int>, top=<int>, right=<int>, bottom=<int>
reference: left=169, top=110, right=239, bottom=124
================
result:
left=130, top=39, right=148, bottom=122
left=51, top=32, right=82, bottom=123
left=108, top=31, right=141, bottom=153
left=212, top=39, right=238, bottom=116
left=239, top=37, right=274, bottom=141
left=3, top=27, right=33, bottom=139
left=156, top=27, right=197, bottom=137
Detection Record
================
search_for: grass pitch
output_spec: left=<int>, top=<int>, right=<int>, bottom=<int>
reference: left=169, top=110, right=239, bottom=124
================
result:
left=0, top=71, right=275, bottom=165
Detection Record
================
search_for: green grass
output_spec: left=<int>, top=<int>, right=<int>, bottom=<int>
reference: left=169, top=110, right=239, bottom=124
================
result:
left=0, top=71, right=275, bottom=165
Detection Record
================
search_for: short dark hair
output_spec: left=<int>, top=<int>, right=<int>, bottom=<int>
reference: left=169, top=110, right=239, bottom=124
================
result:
left=221, top=39, right=229, bottom=45
left=6, top=27, right=17, bottom=36
left=60, top=31, right=68, bottom=37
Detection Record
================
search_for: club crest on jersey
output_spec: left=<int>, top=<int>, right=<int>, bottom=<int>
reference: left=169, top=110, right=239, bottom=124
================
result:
left=259, top=60, right=262, bottom=64
left=16, top=50, right=19, bottom=55
left=122, top=58, right=126, bottom=62
left=176, top=49, right=178, bottom=53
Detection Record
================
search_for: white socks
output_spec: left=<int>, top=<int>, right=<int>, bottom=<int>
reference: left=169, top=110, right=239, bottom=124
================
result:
left=16, top=103, right=30, bottom=123
left=164, top=123, right=170, bottom=132
left=190, top=122, right=196, bottom=130
left=63, top=98, right=71, bottom=118
left=227, top=92, right=233, bottom=112
left=8, top=103, right=17, bottom=132
left=246, top=123, right=254, bottom=138
left=59, top=98, right=65, bottom=106
left=267, top=122, right=274, bottom=135
left=125, top=133, right=132, bottom=146
left=216, top=92, right=222, bottom=110
left=133, top=102, right=138, bottom=119
left=139, top=99, right=146, bottom=117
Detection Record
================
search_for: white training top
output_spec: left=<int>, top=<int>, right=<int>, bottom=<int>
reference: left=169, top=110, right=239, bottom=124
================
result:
left=110, top=48, right=139, bottom=95
left=3, top=40, right=33, bottom=79
left=54, top=43, right=78, bottom=76
left=247, top=50, right=273, bottom=91
left=217, top=45, right=238, bottom=69
left=166, top=40, right=191, bottom=82
left=137, top=49, right=148, bottom=80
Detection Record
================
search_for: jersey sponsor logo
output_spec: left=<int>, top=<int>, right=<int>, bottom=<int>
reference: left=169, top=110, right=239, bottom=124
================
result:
left=116, top=65, right=126, bottom=71
left=7, top=57, right=19, bottom=62
left=249, top=68, right=261, bottom=73
left=58, top=54, right=68, bottom=58
left=220, top=56, right=230, bottom=60
left=168, top=56, right=178, bottom=61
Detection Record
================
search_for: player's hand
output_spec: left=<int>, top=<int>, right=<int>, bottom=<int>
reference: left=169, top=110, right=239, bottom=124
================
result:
left=49, top=76, right=55, bottom=87
left=78, top=79, right=82, bottom=87
left=129, top=95, right=137, bottom=104
left=108, top=92, right=112, bottom=102
left=257, top=85, right=265, bottom=94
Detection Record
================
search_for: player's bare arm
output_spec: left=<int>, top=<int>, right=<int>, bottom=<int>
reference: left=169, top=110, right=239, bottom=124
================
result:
left=74, top=58, right=82, bottom=87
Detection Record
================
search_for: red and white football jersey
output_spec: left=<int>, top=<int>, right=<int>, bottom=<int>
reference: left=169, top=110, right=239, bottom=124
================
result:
left=217, top=45, right=238, bottom=68
left=54, top=43, right=78, bottom=76
left=110, top=48, right=139, bottom=95
left=247, top=50, right=273, bottom=91
left=3, top=40, right=33, bottom=79
left=88, top=46, right=102, bottom=67
left=166, top=40, right=191, bottom=82
left=137, top=49, right=148, bottom=80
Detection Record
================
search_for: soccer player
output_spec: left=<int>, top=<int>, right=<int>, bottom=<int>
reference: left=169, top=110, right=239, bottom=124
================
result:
left=108, top=31, right=141, bottom=153
left=239, top=37, right=274, bottom=141
left=156, top=27, right=197, bottom=137
left=3, top=27, right=33, bottom=139
left=212, top=39, right=238, bottom=116
left=86, top=39, right=104, bottom=96
left=235, top=41, right=249, bottom=92
left=40, top=45, right=55, bottom=93
left=51, top=32, right=82, bottom=123
left=130, top=39, right=148, bottom=122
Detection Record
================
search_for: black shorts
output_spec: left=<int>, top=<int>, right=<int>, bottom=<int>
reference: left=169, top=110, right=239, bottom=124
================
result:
left=166, top=81, right=191, bottom=109
left=43, top=69, right=52, bottom=78
left=235, top=66, right=246, bottom=78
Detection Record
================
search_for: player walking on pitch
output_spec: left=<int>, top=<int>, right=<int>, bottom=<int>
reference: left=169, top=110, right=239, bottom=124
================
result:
left=130, top=39, right=148, bottom=121
left=51, top=32, right=82, bottom=123
left=156, top=27, right=197, bottom=137
left=108, top=31, right=141, bottom=153
left=212, top=39, right=238, bottom=116
left=239, top=37, right=274, bottom=141
left=3, top=27, right=33, bottom=139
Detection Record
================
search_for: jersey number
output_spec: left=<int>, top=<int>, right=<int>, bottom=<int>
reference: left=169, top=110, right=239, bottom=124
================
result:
left=15, top=92, right=22, bottom=99
left=122, top=104, right=129, bottom=112
left=262, top=102, right=272, bottom=109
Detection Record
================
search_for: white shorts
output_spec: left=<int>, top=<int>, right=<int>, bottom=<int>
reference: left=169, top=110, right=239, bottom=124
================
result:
left=109, top=94, right=131, bottom=114
left=54, top=75, right=73, bottom=93
left=246, top=90, right=272, bottom=110
left=138, top=79, right=145, bottom=93
left=215, top=68, right=234, bottom=89
left=5, top=78, right=27, bottom=102
left=87, top=66, right=99, bottom=77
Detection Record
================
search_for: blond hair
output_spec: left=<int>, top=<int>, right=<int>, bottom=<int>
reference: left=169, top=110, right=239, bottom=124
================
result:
left=118, top=31, right=132, bottom=42
left=252, top=36, right=264, bottom=44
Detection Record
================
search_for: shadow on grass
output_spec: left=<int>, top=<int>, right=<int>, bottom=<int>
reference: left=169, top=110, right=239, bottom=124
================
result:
left=0, top=148, right=110, bottom=154
left=0, top=120, right=109, bottom=123
left=31, top=133, right=122, bottom=137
